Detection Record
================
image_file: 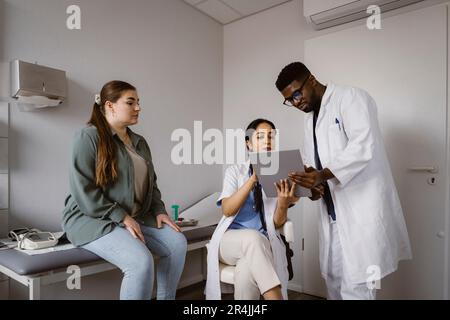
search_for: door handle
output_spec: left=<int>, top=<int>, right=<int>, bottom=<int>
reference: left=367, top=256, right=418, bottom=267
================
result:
left=407, top=166, right=438, bottom=173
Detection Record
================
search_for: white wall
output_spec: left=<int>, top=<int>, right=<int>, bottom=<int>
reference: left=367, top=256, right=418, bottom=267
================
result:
left=0, top=0, right=223, bottom=299
left=223, top=0, right=315, bottom=292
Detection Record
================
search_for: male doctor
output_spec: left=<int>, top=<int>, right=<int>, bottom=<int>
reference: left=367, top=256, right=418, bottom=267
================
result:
left=275, top=62, right=412, bottom=300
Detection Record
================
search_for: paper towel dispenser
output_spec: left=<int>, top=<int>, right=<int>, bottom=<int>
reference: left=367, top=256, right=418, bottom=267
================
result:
left=10, top=60, right=67, bottom=109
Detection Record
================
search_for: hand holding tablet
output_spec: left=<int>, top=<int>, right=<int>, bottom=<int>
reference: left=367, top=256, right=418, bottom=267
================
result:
left=250, top=149, right=312, bottom=198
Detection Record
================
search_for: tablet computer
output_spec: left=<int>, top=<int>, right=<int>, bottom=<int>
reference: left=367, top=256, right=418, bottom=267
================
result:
left=250, top=149, right=312, bottom=198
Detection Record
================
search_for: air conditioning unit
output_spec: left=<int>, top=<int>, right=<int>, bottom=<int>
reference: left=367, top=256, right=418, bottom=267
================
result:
left=303, top=0, right=425, bottom=30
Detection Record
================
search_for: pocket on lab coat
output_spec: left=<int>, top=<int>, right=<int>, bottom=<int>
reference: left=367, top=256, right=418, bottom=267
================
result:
left=337, top=177, right=385, bottom=226
left=328, top=124, right=347, bottom=159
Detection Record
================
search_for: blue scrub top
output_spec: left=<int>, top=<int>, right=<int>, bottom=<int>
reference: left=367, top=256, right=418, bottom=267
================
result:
left=228, top=191, right=268, bottom=237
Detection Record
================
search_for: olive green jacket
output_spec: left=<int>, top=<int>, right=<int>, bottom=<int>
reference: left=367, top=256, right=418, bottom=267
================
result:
left=62, top=126, right=167, bottom=246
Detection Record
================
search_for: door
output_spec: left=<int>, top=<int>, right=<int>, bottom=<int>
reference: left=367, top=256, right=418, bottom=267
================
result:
left=303, top=4, right=448, bottom=299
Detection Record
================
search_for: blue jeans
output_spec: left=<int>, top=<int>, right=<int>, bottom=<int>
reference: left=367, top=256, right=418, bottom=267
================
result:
left=82, top=224, right=187, bottom=300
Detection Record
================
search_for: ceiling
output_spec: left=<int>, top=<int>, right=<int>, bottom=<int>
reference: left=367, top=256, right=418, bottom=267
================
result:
left=183, top=0, right=292, bottom=24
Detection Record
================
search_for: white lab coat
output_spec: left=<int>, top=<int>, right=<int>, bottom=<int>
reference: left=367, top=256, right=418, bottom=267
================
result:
left=303, top=83, right=412, bottom=284
left=205, top=161, right=289, bottom=300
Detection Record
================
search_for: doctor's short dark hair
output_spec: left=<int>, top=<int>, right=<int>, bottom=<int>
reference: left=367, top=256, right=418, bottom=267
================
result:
left=275, top=62, right=311, bottom=92
left=245, top=118, right=276, bottom=142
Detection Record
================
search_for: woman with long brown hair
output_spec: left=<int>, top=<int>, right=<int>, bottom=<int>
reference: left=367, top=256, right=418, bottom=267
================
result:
left=206, top=119, right=301, bottom=300
left=62, top=80, right=187, bottom=300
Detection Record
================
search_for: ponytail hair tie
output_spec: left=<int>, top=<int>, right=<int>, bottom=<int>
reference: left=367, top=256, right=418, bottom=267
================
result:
left=94, top=94, right=101, bottom=105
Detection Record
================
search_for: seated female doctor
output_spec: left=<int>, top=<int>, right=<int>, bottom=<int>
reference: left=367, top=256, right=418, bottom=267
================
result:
left=205, top=119, right=300, bottom=300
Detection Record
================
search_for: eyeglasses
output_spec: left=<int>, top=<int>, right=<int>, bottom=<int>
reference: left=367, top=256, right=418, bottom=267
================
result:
left=283, top=74, right=310, bottom=107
